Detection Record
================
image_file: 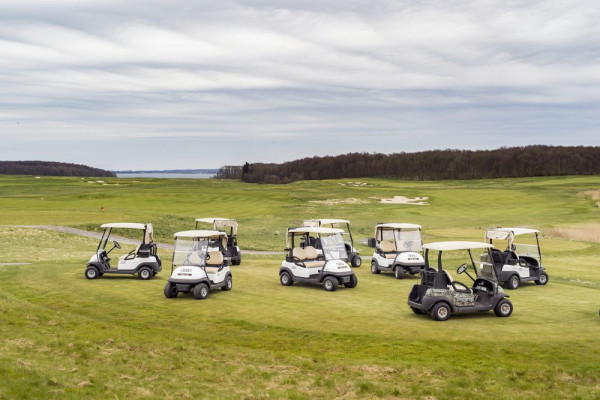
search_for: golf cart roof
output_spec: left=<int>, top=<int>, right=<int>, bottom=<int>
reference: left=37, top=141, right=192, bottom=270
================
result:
left=195, top=218, right=236, bottom=223
left=304, top=219, right=350, bottom=226
left=288, top=227, right=345, bottom=235
left=376, top=223, right=422, bottom=230
left=174, top=230, right=227, bottom=239
left=485, top=227, right=539, bottom=240
left=424, top=241, right=493, bottom=251
left=101, top=223, right=147, bottom=230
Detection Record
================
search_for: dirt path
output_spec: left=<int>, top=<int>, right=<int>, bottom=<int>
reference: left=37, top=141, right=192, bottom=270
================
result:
left=3, top=225, right=283, bottom=255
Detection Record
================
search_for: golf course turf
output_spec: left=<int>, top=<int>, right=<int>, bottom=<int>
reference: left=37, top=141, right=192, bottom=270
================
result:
left=0, top=174, right=599, bottom=399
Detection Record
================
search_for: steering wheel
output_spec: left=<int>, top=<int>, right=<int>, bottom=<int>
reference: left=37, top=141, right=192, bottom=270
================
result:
left=456, top=263, right=469, bottom=274
left=113, top=241, right=121, bottom=249
left=519, top=259, right=529, bottom=267
left=451, top=281, right=472, bottom=294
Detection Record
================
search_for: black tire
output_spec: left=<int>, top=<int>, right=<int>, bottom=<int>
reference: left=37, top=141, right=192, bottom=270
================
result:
left=535, top=272, right=549, bottom=285
left=344, top=274, right=358, bottom=288
left=280, top=271, right=293, bottom=286
left=232, top=257, right=241, bottom=266
left=85, top=266, right=99, bottom=280
left=494, top=299, right=513, bottom=317
left=323, top=276, right=338, bottom=292
left=371, top=261, right=380, bottom=274
left=506, top=275, right=520, bottom=290
left=164, top=283, right=178, bottom=298
left=410, top=306, right=424, bottom=315
left=431, top=302, right=451, bottom=321
left=351, top=256, right=362, bottom=268
left=394, top=266, right=405, bottom=279
left=193, top=283, right=209, bottom=300
left=221, top=275, right=233, bottom=291
left=138, top=267, right=152, bottom=280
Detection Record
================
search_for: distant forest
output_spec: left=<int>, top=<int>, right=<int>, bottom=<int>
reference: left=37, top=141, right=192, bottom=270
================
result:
left=0, top=161, right=115, bottom=177
left=215, top=146, right=600, bottom=183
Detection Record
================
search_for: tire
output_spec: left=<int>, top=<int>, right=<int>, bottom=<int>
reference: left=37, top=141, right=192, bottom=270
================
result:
left=85, top=266, right=99, bottom=280
left=323, top=276, right=338, bottom=292
left=138, top=267, right=152, bottom=280
left=535, top=272, right=549, bottom=285
left=506, top=275, right=520, bottom=290
left=193, top=283, right=209, bottom=300
left=410, top=306, right=424, bottom=315
left=431, top=302, right=451, bottom=321
left=351, top=256, right=362, bottom=268
left=394, top=266, right=405, bottom=280
left=221, top=275, right=233, bottom=291
left=344, top=274, right=358, bottom=288
left=163, top=283, right=178, bottom=298
left=494, top=299, right=513, bottom=317
left=280, top=271, right=293, bottom=286
left=371, top=261, right=381, bottom=274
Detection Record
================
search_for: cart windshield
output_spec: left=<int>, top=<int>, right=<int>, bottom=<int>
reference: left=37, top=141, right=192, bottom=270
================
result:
left=514, top=243, right=540, bottom=260
left=172, top=238, right=209, bottom=268
left=395, top=229, right=422, bottom=252
left=320, top=233, right=348, bottom=260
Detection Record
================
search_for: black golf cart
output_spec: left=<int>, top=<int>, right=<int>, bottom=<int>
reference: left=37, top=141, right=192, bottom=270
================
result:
left=408, top=241, right=513, bottom=321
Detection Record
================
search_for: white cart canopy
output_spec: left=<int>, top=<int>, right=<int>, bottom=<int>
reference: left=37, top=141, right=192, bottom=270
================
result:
left=195, top=218, right=238, bottom=235
left=303, top=219, right=350, bottom=227
left=424, top=241, right=493, bottom=251
left=101, top=223, right=147, bottom=230
left=175, top=230, right=227, bottom=248
left=286, top=227, right=344, bottom=248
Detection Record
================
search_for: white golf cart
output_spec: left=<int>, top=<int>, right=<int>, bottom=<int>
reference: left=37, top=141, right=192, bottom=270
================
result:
left=407, top=241, right=513, bottom=321
left=367, top=223, right=425, bottom=279
left=164, top=230, right=232, bottom=300
left=279, top=227, right=358, bottom=291
left=484, top=227, right=549, bottom=289
left=303, top=219, right=362, bottom=267
left=85, top=223, right=161, bottom=280
left=195, top=218, right=241, bottom=265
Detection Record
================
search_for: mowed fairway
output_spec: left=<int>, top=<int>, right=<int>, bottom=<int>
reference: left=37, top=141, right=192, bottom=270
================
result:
left=0, top=175, right=599, bottom=399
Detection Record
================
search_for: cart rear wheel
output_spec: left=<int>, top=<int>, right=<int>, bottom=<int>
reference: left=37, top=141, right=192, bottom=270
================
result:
left=164, top=283, right=178, bottom=298
left=85, top=267, right=99, bottom=280
left=371, top=261, right=380, bottom=274
left=494, top=299, right=513, bottom=317
left=323, top=277, right=338, bottom=292
left=431, top=302, right=451, bottom=321
left=535, top=272, right=549, bottom=285
left=193, top=283, right=209, bottom=300
left=351, top=256, right=362, bottom=268
left=221, top=275, right=232, bottom=291
left=507, top=275, right=520, bottom=290
left=138, top=267, right=152, bottom=280
left=344, top=274, right=358, bottom=288
left=394, top=266, right=404, bottom=279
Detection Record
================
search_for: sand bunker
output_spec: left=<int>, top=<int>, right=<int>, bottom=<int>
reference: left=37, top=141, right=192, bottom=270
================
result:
left=309, top=198, right=371, bottom=205
left=548, top=223, right=600, bottom=242
left=337, top=182, right=372, bottom=187
left=371, top=195, right=429, bottom=205
left=579, top=190, right=600, bottom=207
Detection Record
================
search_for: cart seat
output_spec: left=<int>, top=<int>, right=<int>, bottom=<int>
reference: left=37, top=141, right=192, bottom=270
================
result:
left=304, top=246, right=319, bottom=259
left=304, top=261, right=326, bottom=268
left=206, top=251, right=224, bottom=266
left=205, top=266, right=220, bottom=274
left=119, top=244, right=141, bottom=261
left=379, top=241, right=398, bottom=259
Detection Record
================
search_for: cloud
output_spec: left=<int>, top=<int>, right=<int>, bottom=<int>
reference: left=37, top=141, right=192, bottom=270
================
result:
left=0, top=0, right=599, bottom=169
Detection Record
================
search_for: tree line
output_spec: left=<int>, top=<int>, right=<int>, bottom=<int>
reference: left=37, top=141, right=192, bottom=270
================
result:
left=214, top=146, right=600, bottom=183
left=0, top=161, right=115, bottom=177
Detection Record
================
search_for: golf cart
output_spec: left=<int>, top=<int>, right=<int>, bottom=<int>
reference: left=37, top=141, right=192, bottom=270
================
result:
left=279, top=227, right=358, bottom=291
left=85, top=223, right=161, bottom=280
left=303, top=219, right=362, bottom=267
left=407, top=241, right=513, bottom=321
left=484, top=227, right=549, bottom=289
left=368, top=223, right=425, bottom=278
left=195, top=218, right=241, bottom=265
left=164, top=230, right=232, bottom=300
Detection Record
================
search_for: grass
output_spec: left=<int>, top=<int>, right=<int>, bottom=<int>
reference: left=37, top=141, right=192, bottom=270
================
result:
left=0, top=174, right=600, bottom=399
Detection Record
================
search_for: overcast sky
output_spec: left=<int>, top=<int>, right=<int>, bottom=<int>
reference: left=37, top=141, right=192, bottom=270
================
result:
left=1, top=0, right=599, bottom=170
